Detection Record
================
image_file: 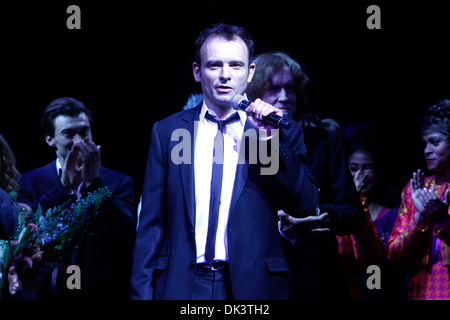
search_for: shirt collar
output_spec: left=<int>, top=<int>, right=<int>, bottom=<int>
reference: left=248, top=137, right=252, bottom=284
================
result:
left=56, top=158, right=62, bottom=172
left=199, top=99, right=246, bottom=126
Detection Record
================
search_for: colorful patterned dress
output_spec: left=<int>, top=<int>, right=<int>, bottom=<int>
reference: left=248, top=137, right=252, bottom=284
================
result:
left=337, top=194, right=387, bottom=299
left=388, top=175, right=450, bottom=300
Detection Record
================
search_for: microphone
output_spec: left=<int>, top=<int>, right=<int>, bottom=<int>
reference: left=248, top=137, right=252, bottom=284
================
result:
left=230, top=95, right=291, bottom=129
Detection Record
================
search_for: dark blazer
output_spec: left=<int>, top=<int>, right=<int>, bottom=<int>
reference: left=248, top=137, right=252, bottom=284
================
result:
left=131, top=105, right=319, bottom=300
left=282, top=126, right=364, bottom=299
left=18, top=161, right=137, bottom=299
left=0, top=188, right=18, bottom=239
left=303, top=126, right=363, bottom=234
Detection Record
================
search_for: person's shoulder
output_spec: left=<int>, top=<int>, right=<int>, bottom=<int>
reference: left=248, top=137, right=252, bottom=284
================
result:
left=301, top=124, right=339, bottom=146
left=306, top=124, right=340, bottom=138
left=302, top=125, right=328, bottom=136
left=98, top=166, right=135, bottom=194
left=100, top=166, right=133, bottom=182
left=0, top=187, right=11, bottom=200
left=156, top=104, right=201, bottom=127
left=20, top=161, right=56, bottom=180
left=149, top=106, right=201, bottom=142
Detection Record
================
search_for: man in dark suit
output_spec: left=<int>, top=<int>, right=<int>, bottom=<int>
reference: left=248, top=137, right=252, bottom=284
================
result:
left=131, top=23, right=319, bottom=300
left=247, top=52, right=364, bottom=299
left=18, top=97, right=136, bottom=299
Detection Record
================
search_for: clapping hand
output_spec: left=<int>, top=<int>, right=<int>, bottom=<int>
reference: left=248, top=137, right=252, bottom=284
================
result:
left=411, top=169, right=450, bottom=229
left=60, top=136, right=101, bottom=190
left=353, top=169, right=369, bottom=193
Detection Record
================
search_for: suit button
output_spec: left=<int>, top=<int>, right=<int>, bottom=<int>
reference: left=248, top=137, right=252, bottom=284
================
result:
left=189, top=261, right=196, bottom=269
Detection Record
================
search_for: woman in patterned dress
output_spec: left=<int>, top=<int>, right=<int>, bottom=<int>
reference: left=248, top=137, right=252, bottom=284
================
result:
left=388, top=99, right=450, bottom=299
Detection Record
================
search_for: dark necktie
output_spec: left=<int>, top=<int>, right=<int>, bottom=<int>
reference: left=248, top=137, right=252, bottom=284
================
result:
left=204, top=111, right=240, bottom=264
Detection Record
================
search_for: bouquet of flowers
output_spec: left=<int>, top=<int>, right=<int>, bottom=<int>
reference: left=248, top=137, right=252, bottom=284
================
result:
left=0, top=187, right=112, bottom=297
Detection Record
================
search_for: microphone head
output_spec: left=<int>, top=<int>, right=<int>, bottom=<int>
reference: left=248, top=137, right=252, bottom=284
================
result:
left=230, top=95, right=245, bottom=110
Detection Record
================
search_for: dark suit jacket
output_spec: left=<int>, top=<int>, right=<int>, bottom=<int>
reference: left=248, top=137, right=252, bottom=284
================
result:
left=18, top=161, right=137, bottom=299
left=131, top=105, right=319, bottom=300
left=303, top=126, right=363, bottom=234
left=282, top=126, right=364, bottom=299
left=0, top=188, right=18, bottom=239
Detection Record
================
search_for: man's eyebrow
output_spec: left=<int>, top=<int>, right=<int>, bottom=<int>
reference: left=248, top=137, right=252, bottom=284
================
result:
left=229, top=60, right=245, bottom=66
left=205, top=60, right=222, bottom=66
left=205, top=59, right=245, bottom=66
left=61, top=125, right=90, bottom=133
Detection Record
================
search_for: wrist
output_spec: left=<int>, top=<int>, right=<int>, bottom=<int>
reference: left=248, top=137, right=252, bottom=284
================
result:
left=278, top=221, right=296, bottom=245
left=60, top=178, right=75, bottom=195
left=414, top=211, right=430, bottom=232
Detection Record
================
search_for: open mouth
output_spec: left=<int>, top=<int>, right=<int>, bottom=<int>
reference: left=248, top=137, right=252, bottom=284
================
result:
left=216, top=85, right=232, bottom=94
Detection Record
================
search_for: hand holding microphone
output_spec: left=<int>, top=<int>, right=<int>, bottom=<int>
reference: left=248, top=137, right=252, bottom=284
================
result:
left=230, top=95, right=291, bottom=129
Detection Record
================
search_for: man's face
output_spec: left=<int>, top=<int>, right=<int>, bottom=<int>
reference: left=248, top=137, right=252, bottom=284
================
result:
left=45, top=112, right=92, bottom=161
left=193, top=35, right=255, bottom=113
left=261, top=67, right=297, bottom=118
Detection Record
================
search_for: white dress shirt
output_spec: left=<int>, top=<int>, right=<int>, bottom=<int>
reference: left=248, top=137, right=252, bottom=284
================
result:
left=194, top=102, right=246, bottom=263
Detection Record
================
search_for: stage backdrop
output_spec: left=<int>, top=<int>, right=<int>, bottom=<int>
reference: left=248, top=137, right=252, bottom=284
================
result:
left=2, top=1, right=449, bottom=198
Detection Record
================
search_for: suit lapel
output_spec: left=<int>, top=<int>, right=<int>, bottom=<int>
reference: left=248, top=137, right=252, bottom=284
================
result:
left=44, top=160, right=64, bottom=187
left=229, top=120, right=251, bottom=215
left=46, top=160, right=59, bottom=180
left=179, top=106, right=201, bottom=228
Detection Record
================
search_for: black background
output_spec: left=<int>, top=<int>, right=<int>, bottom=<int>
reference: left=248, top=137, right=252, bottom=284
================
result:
left=2, top=0, right=449, bottom=199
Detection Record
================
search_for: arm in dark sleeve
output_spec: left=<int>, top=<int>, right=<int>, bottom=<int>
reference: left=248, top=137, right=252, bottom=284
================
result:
left=270, top=120, right=320, bottom=218
left=131, top=122, right=166, bottom=300
left=0, top=188, right=18, bottom=239
left=18, top=180, right=72, bottom=213
left=317, top=130, right=364, bottom=235
left=82, top=173, right=137, bottom=241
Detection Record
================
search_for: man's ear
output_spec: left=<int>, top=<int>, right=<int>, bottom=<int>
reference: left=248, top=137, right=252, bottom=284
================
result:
left=45, top=135, right=55, bottom=148
left=247, top=62, right=256, bottom=83
left=193, top=62, right=201, bottom=83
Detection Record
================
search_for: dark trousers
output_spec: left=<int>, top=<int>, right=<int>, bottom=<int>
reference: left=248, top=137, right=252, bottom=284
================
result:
left=192, top=265, right=233, bottom=300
